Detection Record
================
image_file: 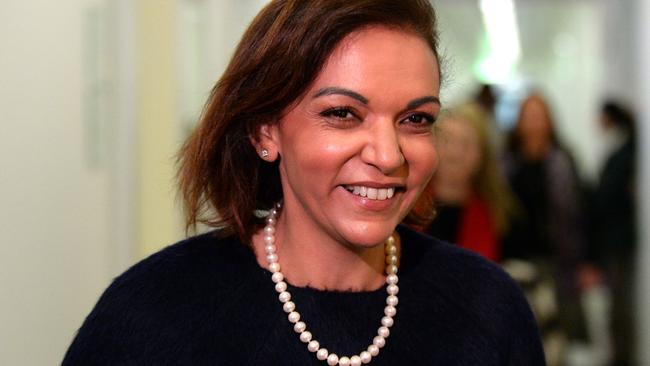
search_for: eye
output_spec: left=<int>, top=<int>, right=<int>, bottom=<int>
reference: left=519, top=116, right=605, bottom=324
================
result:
left=402, top=112, right=436, bottom=125
left=320, top=107, right=356, bottom=120
left=318, top=107, right=362, bottom=128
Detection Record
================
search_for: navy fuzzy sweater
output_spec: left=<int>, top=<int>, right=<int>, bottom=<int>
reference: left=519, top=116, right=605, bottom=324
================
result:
left=63, top=226, right=545, bottom=365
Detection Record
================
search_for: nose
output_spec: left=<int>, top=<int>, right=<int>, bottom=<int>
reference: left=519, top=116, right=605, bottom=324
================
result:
left=360, top=119, right=405, bottom=174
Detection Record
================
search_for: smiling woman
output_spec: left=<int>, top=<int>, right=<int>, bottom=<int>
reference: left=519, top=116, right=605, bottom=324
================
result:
left=63, top=1, right=545, bottom=365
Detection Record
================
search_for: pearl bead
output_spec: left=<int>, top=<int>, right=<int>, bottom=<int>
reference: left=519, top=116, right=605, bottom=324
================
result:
left=359, top=351, right=372, bottom=364
left=373, top=335, right=386, bottom=348
left=266, top=216, right=276, bottom=225
left=350, top=355, right=362, bottom=366
left=299, top=331, right=312, bottom=343
left=381, top=316, right=394, bottom=327
left=269, top=262, right=281, bottom=273
left=339, top=356, right=351, bottom=366
left=385, top=244, right=397, bottom=255
left=263, top=235, right=275, bottom=245
left=385, top=305, right=396, bottom=317
left=386, top=295, right=398, bottom=306
left=386, top=235, right=395, bottom=246
left=387, top=284, right=399, bottom=295
left=327, top=353, right=339, bottom=365
left=386, top=274, right=398, bottom=285
left=316, top=348, right=329, bottom=361
left=266, top=253, right=278, bottom=263
left=386, top=264, right=398, bottom=275
left=385, top=255, right=398, bottom=265
left=308, top=340, right=320, bottom=352
left=271, top=272, right=284, bottom=283
left=368, top=344, right=379, bottom=356
left=378, top=326, right=390, bottom=338
left=265, top=244, right=277, bottom=254
left=283, top=301, right=295, bottom=313
left=264, top=225, right=275, bottom=234
left=294, top=321, right=306, bottom=333
left=288, top=311, right=300, bottom=323
left=278, top=291, right=291, bottom=303
left=275, top=281, right=287, bottom=292
left=275, top=281, right=287, bottom=293
left=270, top=208, right=278, bottom=216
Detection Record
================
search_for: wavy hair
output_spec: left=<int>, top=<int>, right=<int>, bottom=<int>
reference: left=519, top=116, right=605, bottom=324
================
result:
left=176, top=0, right=441, bottom=242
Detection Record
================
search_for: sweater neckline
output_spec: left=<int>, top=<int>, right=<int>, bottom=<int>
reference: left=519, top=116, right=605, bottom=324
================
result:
left=235, top=225, right=427, bottom=297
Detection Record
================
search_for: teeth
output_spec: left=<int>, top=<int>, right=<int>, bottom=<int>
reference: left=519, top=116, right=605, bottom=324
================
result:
left=344, top=185, right=396, bottom=200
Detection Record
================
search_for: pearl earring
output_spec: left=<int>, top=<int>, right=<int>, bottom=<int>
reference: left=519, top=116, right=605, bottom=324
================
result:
left=261, top=149, right=269, bottom=158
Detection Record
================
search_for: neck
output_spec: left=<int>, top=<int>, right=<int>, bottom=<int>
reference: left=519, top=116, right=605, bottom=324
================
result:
left=252, top=211, right=390, bottom=292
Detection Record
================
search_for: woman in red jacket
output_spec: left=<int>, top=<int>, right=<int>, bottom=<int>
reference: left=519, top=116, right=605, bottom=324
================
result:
left=412, top=103, right=516, bottom=261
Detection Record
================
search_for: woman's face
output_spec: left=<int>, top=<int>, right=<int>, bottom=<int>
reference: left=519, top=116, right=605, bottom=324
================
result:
left=261, top=27, right=440, bottom=248
left=436, top=116, right=482, bottom=185
left=517, top=97, right=553, bottom=158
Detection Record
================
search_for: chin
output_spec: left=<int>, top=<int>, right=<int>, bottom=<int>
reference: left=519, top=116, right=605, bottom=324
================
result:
left=339, top=222, right=398, bottom=248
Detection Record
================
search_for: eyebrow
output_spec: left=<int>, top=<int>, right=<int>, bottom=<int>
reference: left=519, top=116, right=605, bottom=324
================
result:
left=406, top=96, right=441, bottom=109
left=312, top=86, right=441, bottom=109
left=313, top=87, right=369, bottom=104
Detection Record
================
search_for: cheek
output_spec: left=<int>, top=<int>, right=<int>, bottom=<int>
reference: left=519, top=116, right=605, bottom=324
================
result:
left=279, top=131, right=355, bottom=187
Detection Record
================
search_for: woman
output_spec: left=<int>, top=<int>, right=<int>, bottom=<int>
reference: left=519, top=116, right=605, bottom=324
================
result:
left=588, top=101, right=637, bottom=365
left=416, top=103, right=516, bottom=261
left=502, top=93, right=586, bottom=359
left=502, top=94, right=585, bottom=264
left=63, top=1, right=545, bottom=365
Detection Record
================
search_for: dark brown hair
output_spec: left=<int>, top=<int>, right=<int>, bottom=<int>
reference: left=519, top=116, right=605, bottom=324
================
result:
left=506, top=93, right=560, bottom=155
left=177, top=0, right=441, bottom=242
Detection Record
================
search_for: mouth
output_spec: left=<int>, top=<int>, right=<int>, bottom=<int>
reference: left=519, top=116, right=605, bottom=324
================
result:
left=343, top=185, right=403, bottom=201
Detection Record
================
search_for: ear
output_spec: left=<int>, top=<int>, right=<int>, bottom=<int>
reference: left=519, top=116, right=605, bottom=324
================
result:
left=250, top=123, right=280, bottom=162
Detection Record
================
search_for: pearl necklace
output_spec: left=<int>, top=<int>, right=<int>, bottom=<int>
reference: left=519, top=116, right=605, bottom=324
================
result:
left=262, top=203, right=399, bottom=366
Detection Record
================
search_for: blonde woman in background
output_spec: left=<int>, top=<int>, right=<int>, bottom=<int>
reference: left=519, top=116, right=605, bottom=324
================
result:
left=412, top=103, right=516, bottom=262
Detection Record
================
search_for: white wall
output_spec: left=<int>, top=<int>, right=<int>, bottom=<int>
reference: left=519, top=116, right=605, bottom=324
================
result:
left=636, top=0, right=650, bottom=362
left=0, top=0, right=114, bottom=364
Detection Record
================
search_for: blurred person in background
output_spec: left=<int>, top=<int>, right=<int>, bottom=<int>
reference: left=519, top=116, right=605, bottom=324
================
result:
left=586, top=100, right=637, bottom=366
left=474, top=83, right=505, bottom=151
left=475, top=84, right=497, bottom=117
left=502, top=93, right=587, bottom=363
left=412, top=103, right=517, bottom=262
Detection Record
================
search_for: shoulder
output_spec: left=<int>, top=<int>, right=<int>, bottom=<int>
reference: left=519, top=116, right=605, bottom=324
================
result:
left=63, top=232, right=259, bottom=364
left=102, top=232, right=254, bottom=303
left=547, top=146, right=577, bottom=173
left=399, top=225, right=515, bottom=291
left=397, top=226, right=545, bottom=363
left=399, top=225, right=529, bottom=315
left=125, top=231, right=248, bottom=278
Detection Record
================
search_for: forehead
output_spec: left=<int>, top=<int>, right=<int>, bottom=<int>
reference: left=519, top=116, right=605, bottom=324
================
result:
left=308, top=27, right=440, bottom=99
